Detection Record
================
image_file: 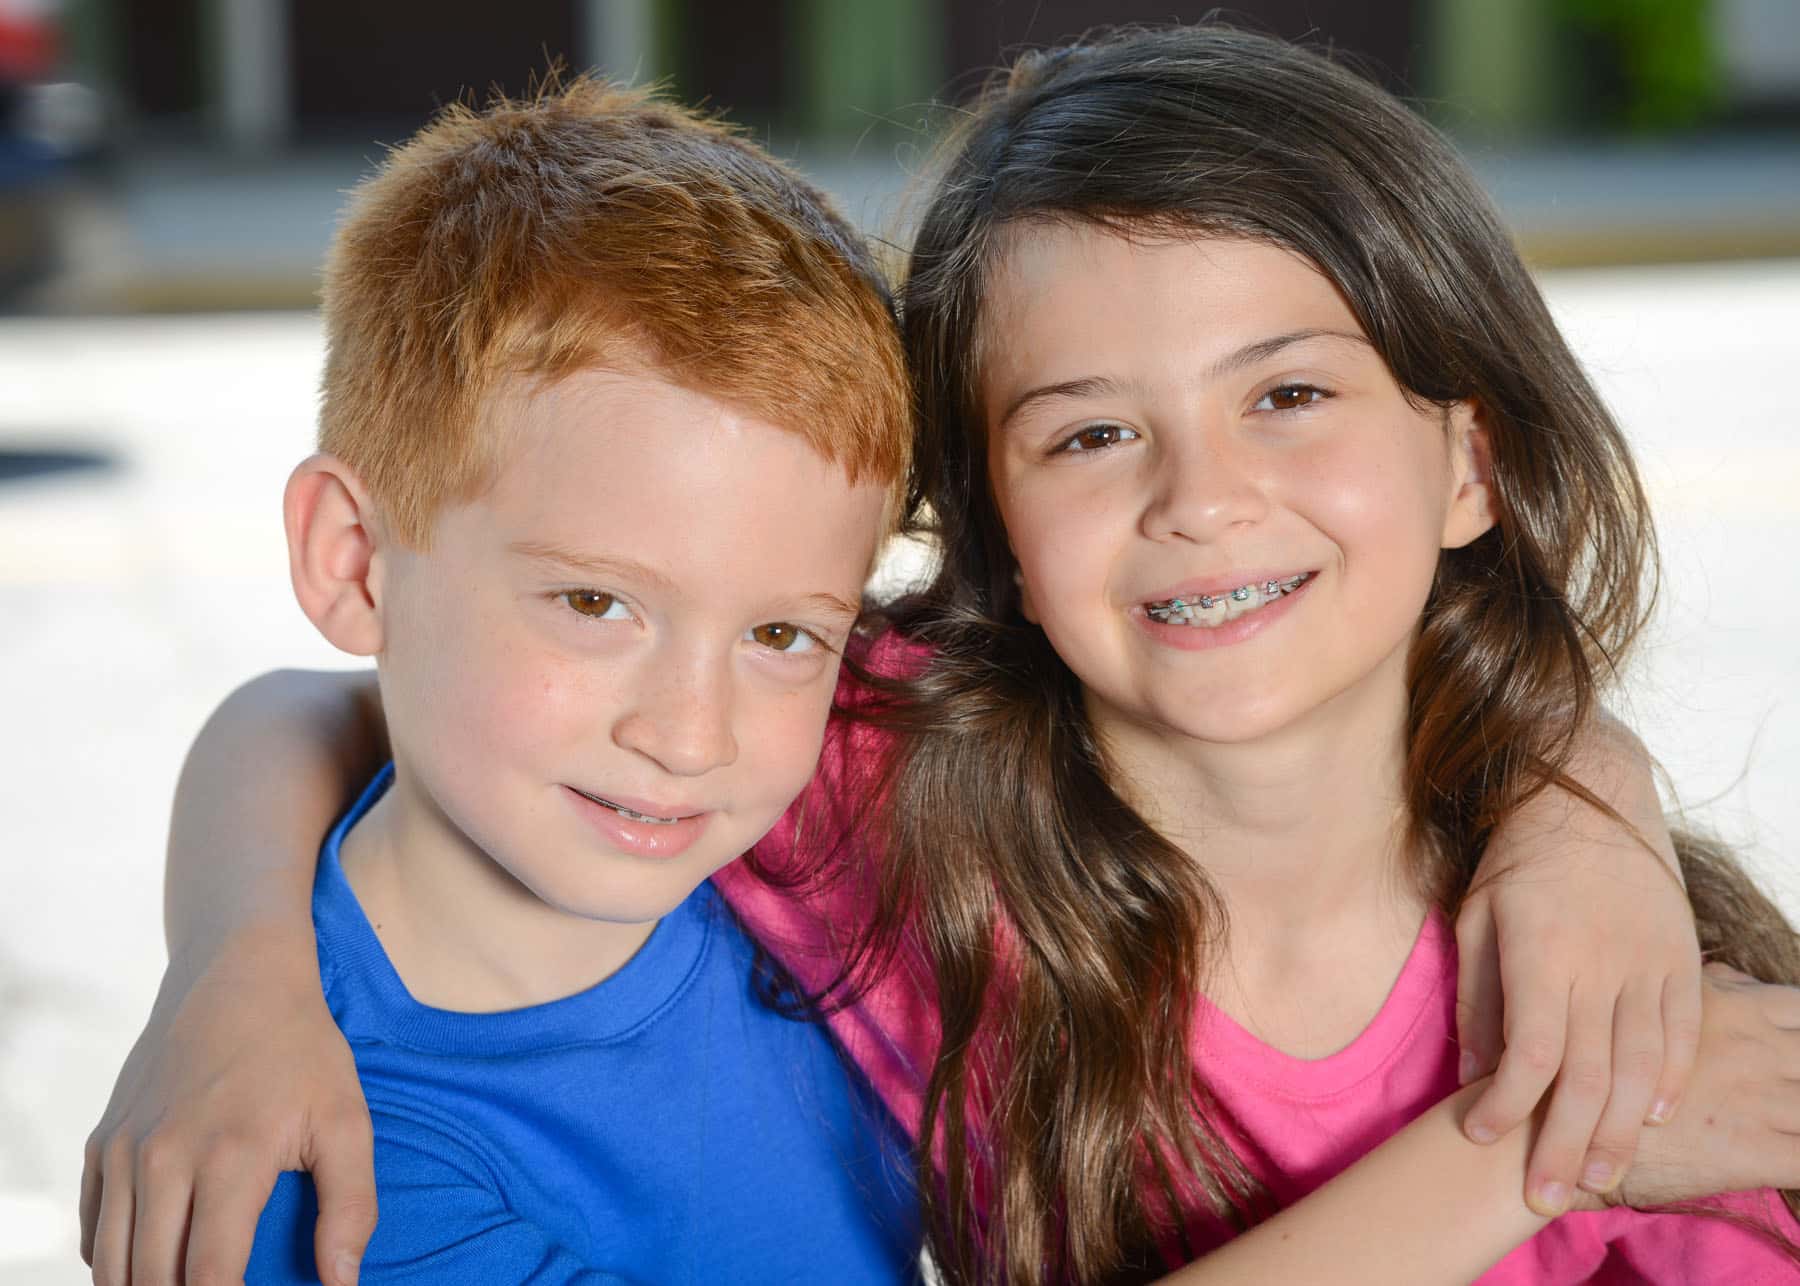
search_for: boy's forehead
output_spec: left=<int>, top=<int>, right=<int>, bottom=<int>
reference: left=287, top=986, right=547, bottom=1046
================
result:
left=480, top=361, right=854, bottom=484
left=475, top=364, right=873, bottom=515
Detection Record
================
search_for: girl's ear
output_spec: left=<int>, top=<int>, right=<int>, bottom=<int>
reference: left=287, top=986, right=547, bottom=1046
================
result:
left=284, top=452, right=386, bottom=656
left=1440, top=401, right=1497, bottom=550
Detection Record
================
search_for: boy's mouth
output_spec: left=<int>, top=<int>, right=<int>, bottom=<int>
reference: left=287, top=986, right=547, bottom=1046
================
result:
left=571, top=787, right=687, bottom=826
left=1144, top=573, right=1312, bottom=627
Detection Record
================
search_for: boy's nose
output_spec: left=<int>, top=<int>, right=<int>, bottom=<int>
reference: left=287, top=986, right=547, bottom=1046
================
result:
left=612, top=662, right=739, bottom=777
left=1139, top=429, right=1269, bottom=543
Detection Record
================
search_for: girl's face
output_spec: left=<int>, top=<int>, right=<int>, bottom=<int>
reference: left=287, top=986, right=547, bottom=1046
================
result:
left=981, top=228, right=1495, bottom=758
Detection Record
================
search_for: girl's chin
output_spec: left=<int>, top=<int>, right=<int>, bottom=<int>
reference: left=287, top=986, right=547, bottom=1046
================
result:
left=1088, top=692, right=1300, bottom=751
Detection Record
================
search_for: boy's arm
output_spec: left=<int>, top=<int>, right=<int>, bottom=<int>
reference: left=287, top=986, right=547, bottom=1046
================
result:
left=82, top=669, right=387, bottom=1286
left=1168, top=967, right=1800, bottom=1285
left=1456, top=712, right=1702, bottom=1212
left=1158, top=1082, right=1550, bottom=1285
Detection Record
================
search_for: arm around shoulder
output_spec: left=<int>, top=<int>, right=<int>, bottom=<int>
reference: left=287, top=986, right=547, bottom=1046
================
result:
left=165, top=666, right=387, bottom=953
left=247, top=1126, right=638, bottom=1285
left=83, top=667, right=389, bottom=1286
left=1157, top=1082, right=1549, bottom=1285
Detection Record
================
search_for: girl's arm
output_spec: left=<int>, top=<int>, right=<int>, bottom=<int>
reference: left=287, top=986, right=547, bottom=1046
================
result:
left=81, top=669, right=387, bottom=1286
left=1457, top=714, right=1702, bottom=1213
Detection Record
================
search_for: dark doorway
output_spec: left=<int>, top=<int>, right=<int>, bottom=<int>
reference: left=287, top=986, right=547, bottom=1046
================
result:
left=290, top=1, right=579, bottom=140
left=942, top=2, right=1424, bottom=102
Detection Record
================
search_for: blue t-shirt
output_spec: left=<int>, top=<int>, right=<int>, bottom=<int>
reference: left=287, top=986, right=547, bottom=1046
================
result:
left=247, top=767, right=919, bottom=1283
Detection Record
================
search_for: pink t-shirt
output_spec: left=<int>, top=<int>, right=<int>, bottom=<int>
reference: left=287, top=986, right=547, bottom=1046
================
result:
left=715, top=679, right=1800, bottom=1282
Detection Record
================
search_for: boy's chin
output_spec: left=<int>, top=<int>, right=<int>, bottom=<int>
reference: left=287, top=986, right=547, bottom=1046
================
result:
left=541, top=870, right=716, bottom=929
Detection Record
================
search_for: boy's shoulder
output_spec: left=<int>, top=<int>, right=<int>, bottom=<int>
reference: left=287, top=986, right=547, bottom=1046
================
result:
left=267, top=782, right=918, bottom=1281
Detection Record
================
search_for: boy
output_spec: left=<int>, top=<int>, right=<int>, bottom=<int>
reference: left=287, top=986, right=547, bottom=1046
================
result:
left=241, top=78, right=918, bottom=1281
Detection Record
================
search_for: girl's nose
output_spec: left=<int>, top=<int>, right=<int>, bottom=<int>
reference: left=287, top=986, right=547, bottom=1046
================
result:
left=611, top=657, right=739, bottom=777
left=1139, top=427, right=1269, bottom=543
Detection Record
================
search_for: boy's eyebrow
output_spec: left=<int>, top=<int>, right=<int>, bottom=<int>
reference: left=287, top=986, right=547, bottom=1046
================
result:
left=792, top=592, right=863, bottom=625
left=996, top=327, right=1370, bottom=431
left=510, top=540, right=861, bottom=623
left=508, top=541, right=678, bottom=591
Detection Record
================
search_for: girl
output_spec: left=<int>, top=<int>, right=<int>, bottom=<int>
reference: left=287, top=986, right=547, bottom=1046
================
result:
left=84, top=24, right=1799, bottom=1286
left=839, top=22, right=1800, bottom=1282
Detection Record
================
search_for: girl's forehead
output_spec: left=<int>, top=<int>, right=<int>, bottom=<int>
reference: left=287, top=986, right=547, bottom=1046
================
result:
left=984, top=225, right=1350, bottom=335
left=979, top=227, right=1363, bottom=381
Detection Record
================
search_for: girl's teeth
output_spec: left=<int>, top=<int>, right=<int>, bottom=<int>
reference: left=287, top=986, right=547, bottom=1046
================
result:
left=1222, top=585, right=1257, bottom=621
left=1192, top=597, right=1227, bottom=626
left=1145, top=574, right=1309, bottom=627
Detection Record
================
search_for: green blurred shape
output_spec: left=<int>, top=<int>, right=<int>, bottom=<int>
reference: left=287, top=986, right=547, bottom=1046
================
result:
left=1427, top=0, right=1562, bottom=137
left=795, top=0, right=941, bottom=142
left=1558, top=0, right=1720, bottom=131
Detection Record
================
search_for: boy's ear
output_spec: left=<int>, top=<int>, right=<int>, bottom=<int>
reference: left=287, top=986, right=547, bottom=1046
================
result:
left=284, top=453, right=386, bottom=656
left=1440, top=400, right=1497, bottom=551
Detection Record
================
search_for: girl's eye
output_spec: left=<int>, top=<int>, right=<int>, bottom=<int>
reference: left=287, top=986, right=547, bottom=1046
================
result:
left=1057, top=423, right=1139, bottom=454
left=747, top=622, right=818, bottom=654
left=561, top=590, right=630, bottom=621
left=1255, top=384, right=1328, bottom=412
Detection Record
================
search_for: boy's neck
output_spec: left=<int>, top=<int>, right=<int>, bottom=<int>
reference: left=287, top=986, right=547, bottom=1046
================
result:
left=338, top=771, right=658, bottom=1013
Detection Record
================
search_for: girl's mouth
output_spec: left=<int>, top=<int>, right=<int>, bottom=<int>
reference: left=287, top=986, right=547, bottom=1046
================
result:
left=1144, top=573, right=1312, bottom=627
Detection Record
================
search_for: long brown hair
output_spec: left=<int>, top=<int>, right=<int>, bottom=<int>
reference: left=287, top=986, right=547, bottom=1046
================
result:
left=845, top=23, right=1800, bottom=1284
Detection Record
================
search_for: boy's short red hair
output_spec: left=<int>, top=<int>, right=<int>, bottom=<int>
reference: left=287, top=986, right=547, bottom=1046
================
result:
left=320, top=77, right=911, bottom=546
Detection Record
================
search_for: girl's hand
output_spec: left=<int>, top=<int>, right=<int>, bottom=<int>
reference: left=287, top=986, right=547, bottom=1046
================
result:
left=1606, top=964, right=1800, bottom=1208
left=1455, top=717, right=1702, bottom=1216
left=80, top=924, right=376, bottom=1286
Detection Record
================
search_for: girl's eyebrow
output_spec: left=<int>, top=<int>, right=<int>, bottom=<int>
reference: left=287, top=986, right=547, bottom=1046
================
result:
left=996, top=327, right=1371, bottom=431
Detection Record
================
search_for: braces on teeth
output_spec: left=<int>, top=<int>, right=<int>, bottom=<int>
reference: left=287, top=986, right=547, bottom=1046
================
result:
left=1145, top=573, right=1311, bottom=625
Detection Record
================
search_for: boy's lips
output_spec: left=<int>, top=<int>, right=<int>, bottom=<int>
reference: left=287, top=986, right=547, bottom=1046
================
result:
left=569, top=786, right=700, bottom=824
left=564, top=785, right=710, bottom=859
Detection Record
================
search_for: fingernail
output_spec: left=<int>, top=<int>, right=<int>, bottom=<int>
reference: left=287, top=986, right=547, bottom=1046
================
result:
left=1647, top=1099, right=1674, bottom=1125
left=1467, top=1121, right=1496, bottom=1144
left=1534, top=1180, right=1569, bottom=1215
left=1459, top=1050, right=1479, bottom=1085
left=1582, top=1160, right=1614, bottom=1191
left=334, top=1252, right=361, bottom=1286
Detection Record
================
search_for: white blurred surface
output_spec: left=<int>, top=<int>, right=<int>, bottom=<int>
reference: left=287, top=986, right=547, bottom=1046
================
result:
left=1, top=262, right=1797, bottom=1279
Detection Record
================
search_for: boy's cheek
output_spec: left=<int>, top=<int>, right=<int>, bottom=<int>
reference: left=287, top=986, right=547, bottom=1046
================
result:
left=752, top=682, right=841, bottom=804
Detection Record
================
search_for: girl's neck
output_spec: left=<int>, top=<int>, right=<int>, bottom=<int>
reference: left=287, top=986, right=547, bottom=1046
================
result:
left=1104, top=672, right=1414, bottom=899
left=1096, top=660, right=1430, bottom=1054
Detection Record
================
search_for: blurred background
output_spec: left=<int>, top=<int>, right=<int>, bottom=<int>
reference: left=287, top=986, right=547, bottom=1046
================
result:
left=3, top=0, right=1797, bottom=1279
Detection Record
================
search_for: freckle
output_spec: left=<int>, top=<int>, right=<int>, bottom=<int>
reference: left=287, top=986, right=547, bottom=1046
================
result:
left=1705, top=1114, right=1718, bottom=1128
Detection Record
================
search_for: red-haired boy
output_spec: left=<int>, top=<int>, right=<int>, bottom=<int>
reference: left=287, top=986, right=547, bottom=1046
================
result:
left=230, top=80, right=919, bottom=1281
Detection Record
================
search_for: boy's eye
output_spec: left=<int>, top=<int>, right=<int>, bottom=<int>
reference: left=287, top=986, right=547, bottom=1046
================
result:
left=562, top=590, right=630, bottom=620
left=1057, top=423, right=1139, bottom=454
left=1255, top=384, right=1327, bottom=412
left=747, top=622, right=817, bottom=653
